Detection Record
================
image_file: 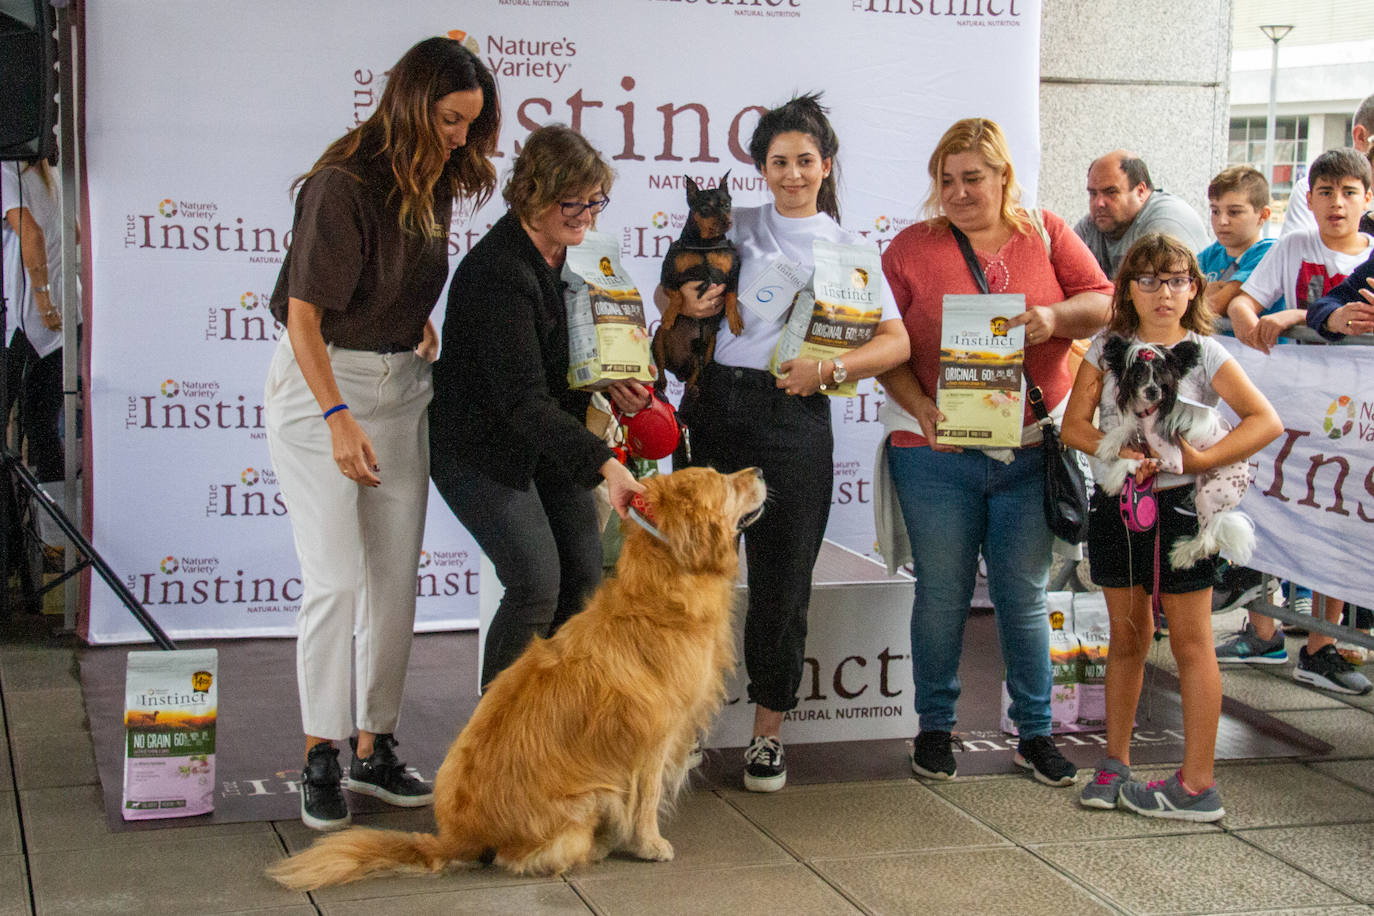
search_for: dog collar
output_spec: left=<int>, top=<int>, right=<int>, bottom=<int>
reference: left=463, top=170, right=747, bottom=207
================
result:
left=1134, top=404, right=1160, bottom=419
left=627, top=494, right=669, bottom=543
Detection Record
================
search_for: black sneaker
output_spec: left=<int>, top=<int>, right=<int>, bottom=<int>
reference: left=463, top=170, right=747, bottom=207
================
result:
left=1014, top=734, right=1077, bottom=787
left=300, top=743, right=350, bottom=831
left=911, top=730, right=962, bottom=780
left=347, top=734, right=434, bottom=806
left=1294, top=644, right=1373, bottom=695
left=742, top=735, right=786, bottom=792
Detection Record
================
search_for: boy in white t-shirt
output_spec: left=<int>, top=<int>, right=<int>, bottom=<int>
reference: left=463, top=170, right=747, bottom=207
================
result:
left=1218, top=148, right=1374, bottom=696
left=1228, top=148, right=1373, bottom=354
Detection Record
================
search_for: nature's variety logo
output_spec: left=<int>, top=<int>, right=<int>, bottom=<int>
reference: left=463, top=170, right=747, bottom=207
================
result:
left=157, top=199, right=177, bottom=217
left=160, top=556, right=179, bottom=574
left=1323, top=395, right=1356, bottom=440
left=240, top=292, right=260, bottom=309
left=161, top=379, right=180, bottom=397
left=240, top=468, right=259, bottom=485
left=418, top=550, right=431, bottom=569
left=874, top=215, right=890, bottom=232
left=651, top=211, right=668, bottom=229
left=445, top=29, right=481, bottom=55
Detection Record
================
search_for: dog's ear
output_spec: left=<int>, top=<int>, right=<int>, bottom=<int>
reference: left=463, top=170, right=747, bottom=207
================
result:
left=685, top=176, right=701, bottom=202
left=1103, top=335, right=1130, bottom=379
left=652, top=472, right=733, bottom=574
left=1169, top=340, right=1201, bottom=375
left=718, top=170, right=731, bottom=193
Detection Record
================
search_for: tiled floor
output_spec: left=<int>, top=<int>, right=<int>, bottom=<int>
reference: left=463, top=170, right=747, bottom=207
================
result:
left=3, top=609, right=1374, bottom=915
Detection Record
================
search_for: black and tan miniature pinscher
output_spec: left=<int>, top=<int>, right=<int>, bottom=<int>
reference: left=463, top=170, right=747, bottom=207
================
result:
left=652, top=173, right=742, bottom=396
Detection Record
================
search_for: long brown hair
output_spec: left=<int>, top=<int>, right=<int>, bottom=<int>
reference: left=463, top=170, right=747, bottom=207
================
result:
left=1109, top=233, right=1214, bottom=337
left=295, top=37, right=500, bottom=236
left=922, top=117, right=1031, bottom=236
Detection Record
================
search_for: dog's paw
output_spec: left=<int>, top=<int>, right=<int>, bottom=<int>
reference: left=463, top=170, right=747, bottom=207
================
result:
left=631, top=835, right=675, bottom=862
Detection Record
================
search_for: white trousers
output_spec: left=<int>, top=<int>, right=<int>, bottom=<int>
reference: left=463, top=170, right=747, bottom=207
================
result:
left=264, top=337, right=432, bottom=740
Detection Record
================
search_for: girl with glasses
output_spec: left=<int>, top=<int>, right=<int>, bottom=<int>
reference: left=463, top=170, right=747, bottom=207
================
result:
left=429, top=124, right=645, bottom=689
left=1062, top=233, right=1281, bottom=820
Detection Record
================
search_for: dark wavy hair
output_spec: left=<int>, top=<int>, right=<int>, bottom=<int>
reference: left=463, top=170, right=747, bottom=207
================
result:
left=295, top=37, right=500, bottom=236
left=747, top=92, right=841, bottom=221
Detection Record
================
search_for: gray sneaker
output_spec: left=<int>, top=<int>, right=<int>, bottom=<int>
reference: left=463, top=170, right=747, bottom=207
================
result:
left=1294, top=644, right=1374, bottom=695
left=1079, top=758, right=1130, bottom=809
left=1118, top=771, right=1225, bottom=822
left=1215, top=623, right=1287, bottom=665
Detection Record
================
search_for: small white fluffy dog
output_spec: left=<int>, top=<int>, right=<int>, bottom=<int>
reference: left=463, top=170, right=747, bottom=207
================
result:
left=1094, top=336, right=1254, bottom=569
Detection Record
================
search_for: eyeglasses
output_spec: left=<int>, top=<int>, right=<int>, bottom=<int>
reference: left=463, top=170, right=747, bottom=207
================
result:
left=1132, top=275, right=1194, bottom=293
left=559, top=197, right=610, bottom=217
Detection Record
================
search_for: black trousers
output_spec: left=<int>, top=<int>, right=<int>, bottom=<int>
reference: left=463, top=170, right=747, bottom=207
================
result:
left=430, top=459, right=602, bottom=689
left=680, top=363, right=833, bottom=713
left=4, top=331, right=64, bottom=482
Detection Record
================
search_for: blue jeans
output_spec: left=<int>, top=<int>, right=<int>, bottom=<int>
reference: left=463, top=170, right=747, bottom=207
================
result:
left=887, top=443, right=1055, bottom=737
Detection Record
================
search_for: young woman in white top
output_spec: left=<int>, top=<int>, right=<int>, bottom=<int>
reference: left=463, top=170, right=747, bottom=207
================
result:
left=670, top=94, right=909, bottom=791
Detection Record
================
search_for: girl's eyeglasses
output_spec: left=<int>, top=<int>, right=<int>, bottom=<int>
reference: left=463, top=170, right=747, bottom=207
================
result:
left=1132, top=275, right=1194, bottom=293
left=560, top=197, right=610, bottom=217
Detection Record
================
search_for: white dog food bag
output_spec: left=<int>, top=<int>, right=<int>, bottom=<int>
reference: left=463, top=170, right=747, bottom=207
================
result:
left=122, top=649, right=217, bottom=820
left=1001, top=591, right=1081, bottom=734
left=564, top=231, right=655, bottom=390
left=770, top=239, right=884, bottom=397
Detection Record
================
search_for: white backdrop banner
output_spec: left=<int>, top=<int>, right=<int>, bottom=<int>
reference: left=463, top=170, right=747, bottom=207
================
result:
left=83, top=0, right=1044, bottom=643
left=1219, top=339, right=1374, bottom=608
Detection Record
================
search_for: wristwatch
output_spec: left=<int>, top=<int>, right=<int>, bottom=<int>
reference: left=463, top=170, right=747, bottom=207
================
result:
left=831, top=358, right=848, bottom=385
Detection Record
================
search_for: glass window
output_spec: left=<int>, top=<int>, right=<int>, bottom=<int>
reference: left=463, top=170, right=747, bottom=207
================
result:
left=1226, top=116, right=1309, bottom=199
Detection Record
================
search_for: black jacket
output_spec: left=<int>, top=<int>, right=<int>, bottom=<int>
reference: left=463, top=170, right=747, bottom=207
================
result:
left=429, top=210, right=612, bottom=489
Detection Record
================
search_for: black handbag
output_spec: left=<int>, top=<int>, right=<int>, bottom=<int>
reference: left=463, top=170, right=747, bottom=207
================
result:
left=948, top=223, right=1090, bottom=543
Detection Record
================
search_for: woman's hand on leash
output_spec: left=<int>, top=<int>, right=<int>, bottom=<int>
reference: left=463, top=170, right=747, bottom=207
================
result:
left=607, top=380, right=652, bottom=414
left=678, top=282, right=725, bottom=319
left=1007, top=305, right=1056, bottom=347
left=329, top=412, right=381, bottom=487
left=602, top=458, right=647, bottom=519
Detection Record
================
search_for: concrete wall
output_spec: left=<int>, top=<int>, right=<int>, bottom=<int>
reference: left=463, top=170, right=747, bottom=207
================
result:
left=1037, top=0, right=1232, bottom=234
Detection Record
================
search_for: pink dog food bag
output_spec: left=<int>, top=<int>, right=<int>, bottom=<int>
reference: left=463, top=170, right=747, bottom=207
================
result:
left=122, top=649, right=217, bottom=820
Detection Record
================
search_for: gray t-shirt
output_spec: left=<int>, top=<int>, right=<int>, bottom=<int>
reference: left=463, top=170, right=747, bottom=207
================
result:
left=1074, top=189, right=1209, bottom=278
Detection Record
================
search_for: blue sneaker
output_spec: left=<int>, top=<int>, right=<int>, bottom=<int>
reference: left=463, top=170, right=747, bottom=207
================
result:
left=1215, top=623, right=1287, bottom=665
left=1119, top=771, right=1225, bottom=822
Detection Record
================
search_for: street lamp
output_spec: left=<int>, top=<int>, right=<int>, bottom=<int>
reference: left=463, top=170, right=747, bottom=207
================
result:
left=1260, top=24, right=1294, bottom=195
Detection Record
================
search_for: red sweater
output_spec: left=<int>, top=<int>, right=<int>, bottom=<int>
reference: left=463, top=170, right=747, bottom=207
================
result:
left=880, top=210, right=1112, bottom=447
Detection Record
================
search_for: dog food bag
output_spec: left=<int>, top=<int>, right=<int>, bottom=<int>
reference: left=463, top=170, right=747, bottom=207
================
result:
left=122, top=648, right=217, bottom=820
left=1000, top=591, right=1079, bottom=735
left=935, top=294, right=1026, bottom=448
left=1073, top=592, right=1111, bottom=728
left=564, top=231, right=655, bottom=390
left=769, top=239, right=884, bottom=397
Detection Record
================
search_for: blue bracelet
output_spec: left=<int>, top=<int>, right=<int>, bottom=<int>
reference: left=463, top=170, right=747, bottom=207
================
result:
left=322, top=403, right=349, bottom=420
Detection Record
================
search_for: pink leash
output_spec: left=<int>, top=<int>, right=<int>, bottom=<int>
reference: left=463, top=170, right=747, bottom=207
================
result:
left=1121, top=475, right=1164, bottom=631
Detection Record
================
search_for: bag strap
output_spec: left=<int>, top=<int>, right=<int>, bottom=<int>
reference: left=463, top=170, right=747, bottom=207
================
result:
left=949, top=222, right=1048, bottom=415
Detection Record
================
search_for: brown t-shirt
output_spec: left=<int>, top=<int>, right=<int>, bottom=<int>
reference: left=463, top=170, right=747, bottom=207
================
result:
left=269, top=157, right=452, bottom=351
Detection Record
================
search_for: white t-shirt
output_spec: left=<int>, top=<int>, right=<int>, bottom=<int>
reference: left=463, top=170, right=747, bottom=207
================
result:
left=1084, top=330, right=1233, bottom=490
left=1, top=162, right=66, bottom=358
left=712, top=205, right=899, bottom=370
left=1241, top=228, right=1373, bottom=312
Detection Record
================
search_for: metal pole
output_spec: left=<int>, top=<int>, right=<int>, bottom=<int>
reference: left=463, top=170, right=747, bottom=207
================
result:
left=57, top=4, right=81, bottom=631
left=1264, top=37, right=1278, bottom=190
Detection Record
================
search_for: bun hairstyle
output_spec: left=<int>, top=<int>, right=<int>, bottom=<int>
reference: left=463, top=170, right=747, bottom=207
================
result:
left=297, top=36, right=501, bottom=236
left=747, top=92, right=841, bottom=221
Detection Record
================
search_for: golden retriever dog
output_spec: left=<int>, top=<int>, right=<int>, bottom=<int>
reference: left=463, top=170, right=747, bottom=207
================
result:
left=268, top=466, right=766, bottom=888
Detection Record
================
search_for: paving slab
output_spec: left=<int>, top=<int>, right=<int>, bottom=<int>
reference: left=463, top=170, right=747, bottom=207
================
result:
left=573, top=862, right=860, bottom=916
left=1238, top=822, right=1374, bottom=904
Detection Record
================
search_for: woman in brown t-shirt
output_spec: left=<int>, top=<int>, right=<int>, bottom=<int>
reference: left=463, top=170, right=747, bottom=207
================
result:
left=264, top=37, right=500, bottom=831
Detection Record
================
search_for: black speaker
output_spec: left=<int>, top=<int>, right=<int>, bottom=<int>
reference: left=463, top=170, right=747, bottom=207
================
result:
left=0, top=0, right=57, bottom=162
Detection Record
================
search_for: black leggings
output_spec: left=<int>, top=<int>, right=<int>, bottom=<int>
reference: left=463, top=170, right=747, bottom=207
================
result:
left=4, top=331, right=64, bottom=482
left=680, top=363, right=833, bottom=713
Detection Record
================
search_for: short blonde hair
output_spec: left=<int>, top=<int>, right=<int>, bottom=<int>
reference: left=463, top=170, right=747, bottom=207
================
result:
left=922, top=117, right=1030, bottom=236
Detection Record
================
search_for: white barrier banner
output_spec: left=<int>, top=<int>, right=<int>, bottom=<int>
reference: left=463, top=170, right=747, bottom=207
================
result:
left=1219, top=338, right=1374, bottom=608
left=84, top=0, right=1043, bottom=642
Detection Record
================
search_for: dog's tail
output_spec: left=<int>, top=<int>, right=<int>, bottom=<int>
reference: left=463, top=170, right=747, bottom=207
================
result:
left=1169, top=510, right=1256, bottom=570
left=266, top=827, right=476, bottom=890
